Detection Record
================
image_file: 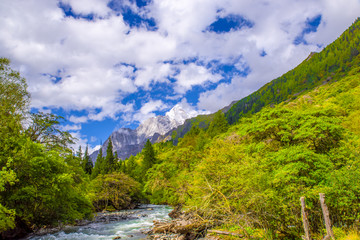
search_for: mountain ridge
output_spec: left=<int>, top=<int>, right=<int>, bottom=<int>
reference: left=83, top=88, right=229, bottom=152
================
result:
left=90, top=104, right=193, bottom=161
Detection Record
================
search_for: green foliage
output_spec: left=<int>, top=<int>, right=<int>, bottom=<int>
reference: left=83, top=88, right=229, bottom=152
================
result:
left=125, top=155, right=139, bottom=180
left=0, top=58, right=29, bottom=124
left=170, top=113, right=214, bottom=145
left=92, top=139, right=119, bottom=179
left=92, top=147, right=104, bottom=179
left=2, top=139, right=92, bottom=228
left=82, top=145, right=93, bottom=175
left=0, top=58, right=93, bottom=235
left=207, top=110, right=229, bottom=137
left=0, top=163, right=17, bottom=232
left=141, top=48, right=360, bottom=238
left=25, top=112, right=75, bottom=151
left=104, top=138, right=117, bottom=173
left=141, top=140, right=156, bottom=180
left=90, top=172, right=141, bottom=211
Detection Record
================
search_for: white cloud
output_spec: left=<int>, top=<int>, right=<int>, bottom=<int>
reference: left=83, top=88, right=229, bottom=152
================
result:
left=176, top=98, right=210, bottom=117
left=195, top=0, right=360, bottom=112
left=60, top=124, right=82, bottom=131
left=141, top=100, right=167, bottom=114
left=69, top=115, right=89, bottom=124
left=1, top=0, right=360, bottom=145
left=135, top=63, right=175, bottom=88
left=174, top=63, right=222, bottom=94
left=132, top=100, right=169, bottom=123
left=61, top=0, right=111, bottom=16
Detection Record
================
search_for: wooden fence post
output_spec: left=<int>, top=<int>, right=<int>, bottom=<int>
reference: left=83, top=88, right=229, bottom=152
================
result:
left=300, top=196, right=312, bottom=240
left=319, top=193, right=335, bottom=240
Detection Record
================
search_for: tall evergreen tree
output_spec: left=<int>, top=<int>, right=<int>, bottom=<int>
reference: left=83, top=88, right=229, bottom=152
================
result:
left=77, top=146, right=83, bottom=164
left=142, top=140, right=156, bottom=174
left=104, top=138, right=116, bottom=173
left=114, top=151, right=121, bottom=172
left=83, top=145, right=93, bottom=175
left=92, top=147, right=103, bottom=178
left=126, top=155, right=138, bottom=179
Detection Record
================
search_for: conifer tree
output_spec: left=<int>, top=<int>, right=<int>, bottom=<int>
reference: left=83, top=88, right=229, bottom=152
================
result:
left=114, top=151, right=122, bottom=172
left=77, top=146, right=83, bottom=164
left=92, top=147, right=103, bottom=178
left=104, top=138, right=116, bottom=173
left=83, top=145, right=93, bottom=175
left=142, top=140, right=156, bottom=175
left=126, top=155, right=138, bottom=179
left=118, top=159, right=123, bottom=172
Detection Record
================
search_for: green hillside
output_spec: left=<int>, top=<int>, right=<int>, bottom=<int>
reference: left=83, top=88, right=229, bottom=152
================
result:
left=127, top=18, right=360, bottom=239
left=169, top=18, right=360, bottom=143
left=225, top=17, right=360, bottom=124
left=142, top=57, right=360, bottom=240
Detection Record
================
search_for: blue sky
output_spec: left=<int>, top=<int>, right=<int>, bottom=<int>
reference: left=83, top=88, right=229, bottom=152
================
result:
left=0, top=0, right=359, bottom=152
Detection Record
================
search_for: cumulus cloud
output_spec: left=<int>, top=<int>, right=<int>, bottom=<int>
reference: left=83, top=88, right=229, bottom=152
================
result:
left=60, top=0, right=111, bottom=16
left=132, top=99, right=169, bottom=123
left=60, top=124, right=82, bottom=131
left=174, top=63, right=222, bottom=94
left=176, top=98, right=210, bottom=117
left=135, top=63, right=175, bottom=88
left=1, top=0, right=360, bottom=147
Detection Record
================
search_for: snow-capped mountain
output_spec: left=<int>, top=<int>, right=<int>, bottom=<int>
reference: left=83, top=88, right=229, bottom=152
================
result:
left=137, top=104, right=190, bottom=138
left=90, top=104, right=193, bottom=161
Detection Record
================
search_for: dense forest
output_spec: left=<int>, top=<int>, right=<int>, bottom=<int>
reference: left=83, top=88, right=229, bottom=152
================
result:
left=1, top=18, right=360, bottom=240
left=0, top=58, right=142, bottom=238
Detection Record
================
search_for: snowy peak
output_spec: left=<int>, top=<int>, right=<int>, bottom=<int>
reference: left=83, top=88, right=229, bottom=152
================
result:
left=136, top=105, right=191, bottom=139
left=165, top=104, right=189, bottom=126
left=136, top=116, right=172, bottom=138
left=91, top=104, right=194, bottom=161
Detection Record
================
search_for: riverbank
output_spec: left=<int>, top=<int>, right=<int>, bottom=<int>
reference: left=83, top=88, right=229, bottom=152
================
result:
left=145, top=206, right=218, bottom=240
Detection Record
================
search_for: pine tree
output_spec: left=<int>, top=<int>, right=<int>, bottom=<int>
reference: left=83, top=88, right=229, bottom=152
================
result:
left=104, top=138, right=116, bottom=174
left=92, top=147, right=103, bottom=179
left=114, top=151, right=121, bottom=172
left=126, top=155, right=138, bottom=179
left=142, top=140, right=156, bottom=175
left=83, top=145, right=93, bottom=175
left=77, top=146, right=83, bottom=165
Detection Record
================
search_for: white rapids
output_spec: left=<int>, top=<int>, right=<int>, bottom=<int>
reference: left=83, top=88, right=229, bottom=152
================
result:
left=27, top=205, right=171, bottom=240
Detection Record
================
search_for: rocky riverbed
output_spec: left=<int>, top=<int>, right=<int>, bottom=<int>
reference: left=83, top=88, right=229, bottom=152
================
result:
left=26, top=205, right=172, bottom=240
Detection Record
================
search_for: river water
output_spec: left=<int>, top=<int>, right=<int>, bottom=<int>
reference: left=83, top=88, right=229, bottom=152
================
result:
left=27, top=205, right=171, bottom=240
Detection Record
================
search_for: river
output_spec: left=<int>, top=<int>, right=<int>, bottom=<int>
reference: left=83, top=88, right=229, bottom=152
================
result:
left=27, top=205, right=172, bottom=240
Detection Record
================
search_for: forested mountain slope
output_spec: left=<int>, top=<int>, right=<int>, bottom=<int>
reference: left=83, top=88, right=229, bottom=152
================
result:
left=141, top=57, right=360, bottom=240
left=225, top=17, right=360, bottom=124
left=122, top=18, right=360, bottom=239
left=169, top=18, right=360, bottom=143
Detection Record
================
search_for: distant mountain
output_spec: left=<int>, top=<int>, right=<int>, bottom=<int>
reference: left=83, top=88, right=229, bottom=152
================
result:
left=137, top=104, right=190, bottom=138
left=90, top=104, right=193, bottom=161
